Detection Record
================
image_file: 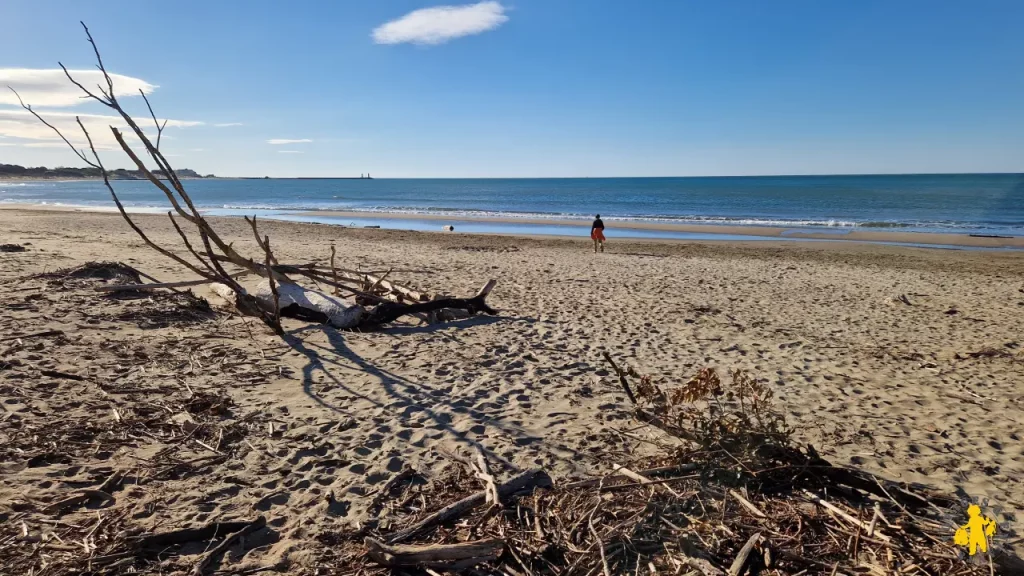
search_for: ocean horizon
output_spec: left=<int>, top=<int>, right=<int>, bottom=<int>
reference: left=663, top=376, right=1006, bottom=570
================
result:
left=2, top=173, right=1023, bottom=237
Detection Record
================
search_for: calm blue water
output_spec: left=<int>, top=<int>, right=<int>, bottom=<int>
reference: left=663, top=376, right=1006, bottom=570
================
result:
left=2, top=174, right=1023, bottom=235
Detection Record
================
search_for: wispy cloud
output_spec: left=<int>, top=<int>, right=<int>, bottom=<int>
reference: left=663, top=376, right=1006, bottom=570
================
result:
left=0, top=142, right=14, bottom=146
left=372, top=1, right=508, bottom=46
left=189, top=148, right=207, bottom=152
left=1, top=68, right=156, bottom=107
left=23, top=142, right=77, bottom=148
left=0, top=109, right=202, bottom=150
left=214, top=122, right=244, bottom=127
left=267, top=138, right=312, bottom=145
left=277, top=150, right=304, bottom=154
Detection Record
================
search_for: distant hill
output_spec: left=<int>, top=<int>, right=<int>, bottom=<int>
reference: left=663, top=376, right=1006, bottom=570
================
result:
left=0, top=164, right=214, bottom=179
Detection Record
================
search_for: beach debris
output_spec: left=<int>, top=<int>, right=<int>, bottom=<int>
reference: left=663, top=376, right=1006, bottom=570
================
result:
left=316, top=358, right=1015, bottom=575
left=35, top=261, right=142, bottom=288
left=15, top=23, right=499, bottom=336
left=365, top=537, right=503, bottom=569
left=0, top=329, right=63, bottom=343
left=890, top=293, right=913, bottom=305
left=0, top=243, right=26, bottom=252
left=443, top=224, right=455, bottom=231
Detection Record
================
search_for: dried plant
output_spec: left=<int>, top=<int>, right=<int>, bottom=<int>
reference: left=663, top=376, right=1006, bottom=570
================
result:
left=633, top=365, right=792, bottom=459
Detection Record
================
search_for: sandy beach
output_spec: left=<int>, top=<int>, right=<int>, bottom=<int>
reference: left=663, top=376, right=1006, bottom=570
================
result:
left=2, top=207, right=1023, bottom=570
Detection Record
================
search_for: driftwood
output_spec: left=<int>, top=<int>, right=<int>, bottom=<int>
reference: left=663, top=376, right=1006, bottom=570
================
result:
left=190, top=516, right=266, bottom=576
left=364, top=537, right=503, bottom=569
left=342, top=270, right=428, bottom=302
left=601, top=351, right=637, bottom=404
left=137, top=518, right=264, bottom=549
left=39, top=369, right=86, bottom=381
left=17, top=22, right=503, bottom=336
left=727, top=532, right=761, bottom=576
left=386, top=468, right=551, bottom=544
left=471, top=447, right=501, bottom=506
left=612, top=463, right=685, bottom=498
left=803, top=490, right=892, bottom=543
left=93, top=271, right=251, bottom=292
left=728, top=489, right=767, bottom=519
left=43, top=470, right=124, bottom=515
left=0, top=329, right=64, bottom=343
left=362, top=279, right=498, bottom=327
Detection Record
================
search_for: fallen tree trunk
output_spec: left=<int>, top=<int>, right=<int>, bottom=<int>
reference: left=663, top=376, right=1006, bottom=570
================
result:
left=362, top=280, right=498, bottom=327
left=214, top=279, right=498, bottom=331
left=212, top=281, right=364, bottom=329
left=364, top=537, right=503, bottom=569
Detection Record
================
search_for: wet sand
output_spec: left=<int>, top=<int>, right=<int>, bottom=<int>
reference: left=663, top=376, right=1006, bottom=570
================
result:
left=297, top=210, right=1024, bottom=248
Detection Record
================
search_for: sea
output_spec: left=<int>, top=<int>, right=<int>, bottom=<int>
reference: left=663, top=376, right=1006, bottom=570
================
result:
left=2, top=174, right=1023, bottom=243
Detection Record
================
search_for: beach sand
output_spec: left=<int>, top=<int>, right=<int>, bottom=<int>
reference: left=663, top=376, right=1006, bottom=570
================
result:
left=2, top=208, right=1023, bottom=569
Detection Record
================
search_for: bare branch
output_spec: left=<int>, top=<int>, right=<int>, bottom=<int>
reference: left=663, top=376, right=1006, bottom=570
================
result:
left=111, top=128, right=194, bottom=221
left=264, top=235, right=283, bottom=334
left=330, top=244, right=340, bottom=296
left=59, top=63, right=109, bottom=106
left=244, top=216, right=279, bottom=266
left=79, top=21, right=116, bottom=104
left=71, top=125, right=217, bottom=281
left=167, top=213, right=219, bottom=277
left=9, top=88, right=95, bottom=167
left=139, top=89, right=166, bottom=150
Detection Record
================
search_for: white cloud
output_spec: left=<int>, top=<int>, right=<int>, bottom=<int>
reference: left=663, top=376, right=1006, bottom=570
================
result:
left=1, top=68, right=156, bottom=108
left=214, top=122, right=243, bottom=127
left=23, top=142, right=76, bottom=148
left=189, top=148, right=207, bottom=152
left=267, top=138, right=312, bottom=145
left=278, top=150, right=303, bottom=154
left=0, top=108, right=202, bottom=150
left=0, top=142, right=14, bottom=146
left=372, top=1, right=507, bottom=45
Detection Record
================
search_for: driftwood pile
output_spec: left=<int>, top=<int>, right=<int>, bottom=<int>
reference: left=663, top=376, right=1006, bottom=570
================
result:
left=15, top=22, right=499, bottom=337
left=314, top=358, right=1014, bottom=575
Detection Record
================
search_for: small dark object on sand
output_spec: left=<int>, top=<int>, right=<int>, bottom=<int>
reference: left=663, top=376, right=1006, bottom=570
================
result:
left=969, top=233, right=1013, bottom=239
left=0, top=244, right=26, bottom=252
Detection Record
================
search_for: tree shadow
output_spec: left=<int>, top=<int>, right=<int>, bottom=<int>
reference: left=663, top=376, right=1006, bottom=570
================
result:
left=280, top=316, right=585, bottom=473
left=383, top=314, right=532, bottom=336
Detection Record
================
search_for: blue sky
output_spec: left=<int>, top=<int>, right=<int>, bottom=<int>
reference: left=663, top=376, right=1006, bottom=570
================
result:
left=1, top=0, right=1023, bottom=177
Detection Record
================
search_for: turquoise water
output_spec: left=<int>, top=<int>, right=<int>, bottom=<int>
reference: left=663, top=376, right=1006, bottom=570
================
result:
left=2, top=174, right=1023, bottom=235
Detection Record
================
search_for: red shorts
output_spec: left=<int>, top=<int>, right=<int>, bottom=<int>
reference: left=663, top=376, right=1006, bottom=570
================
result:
left=591, top=229, right=605, bottom=241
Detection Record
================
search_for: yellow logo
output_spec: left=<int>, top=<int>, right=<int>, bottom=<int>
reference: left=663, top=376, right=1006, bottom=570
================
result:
left=954, top=504, right=997, bottom=556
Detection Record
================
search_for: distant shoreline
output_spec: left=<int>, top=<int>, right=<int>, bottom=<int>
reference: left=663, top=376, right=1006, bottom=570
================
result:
left=0, top=176, right=211, bottom=182
left=291, top=210, right=1024, bottom=249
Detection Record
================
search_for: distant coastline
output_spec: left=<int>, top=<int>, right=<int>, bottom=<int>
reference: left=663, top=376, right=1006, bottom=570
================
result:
left=0, top=163, right=212, bottom=181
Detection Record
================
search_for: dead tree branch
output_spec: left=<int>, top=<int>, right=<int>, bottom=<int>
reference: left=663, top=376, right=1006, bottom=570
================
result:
left=23, top=22, right=504, bottom=334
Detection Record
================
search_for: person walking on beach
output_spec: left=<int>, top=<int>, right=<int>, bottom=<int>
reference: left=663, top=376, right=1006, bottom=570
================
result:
left=591, top=214, right=606, bottom=253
